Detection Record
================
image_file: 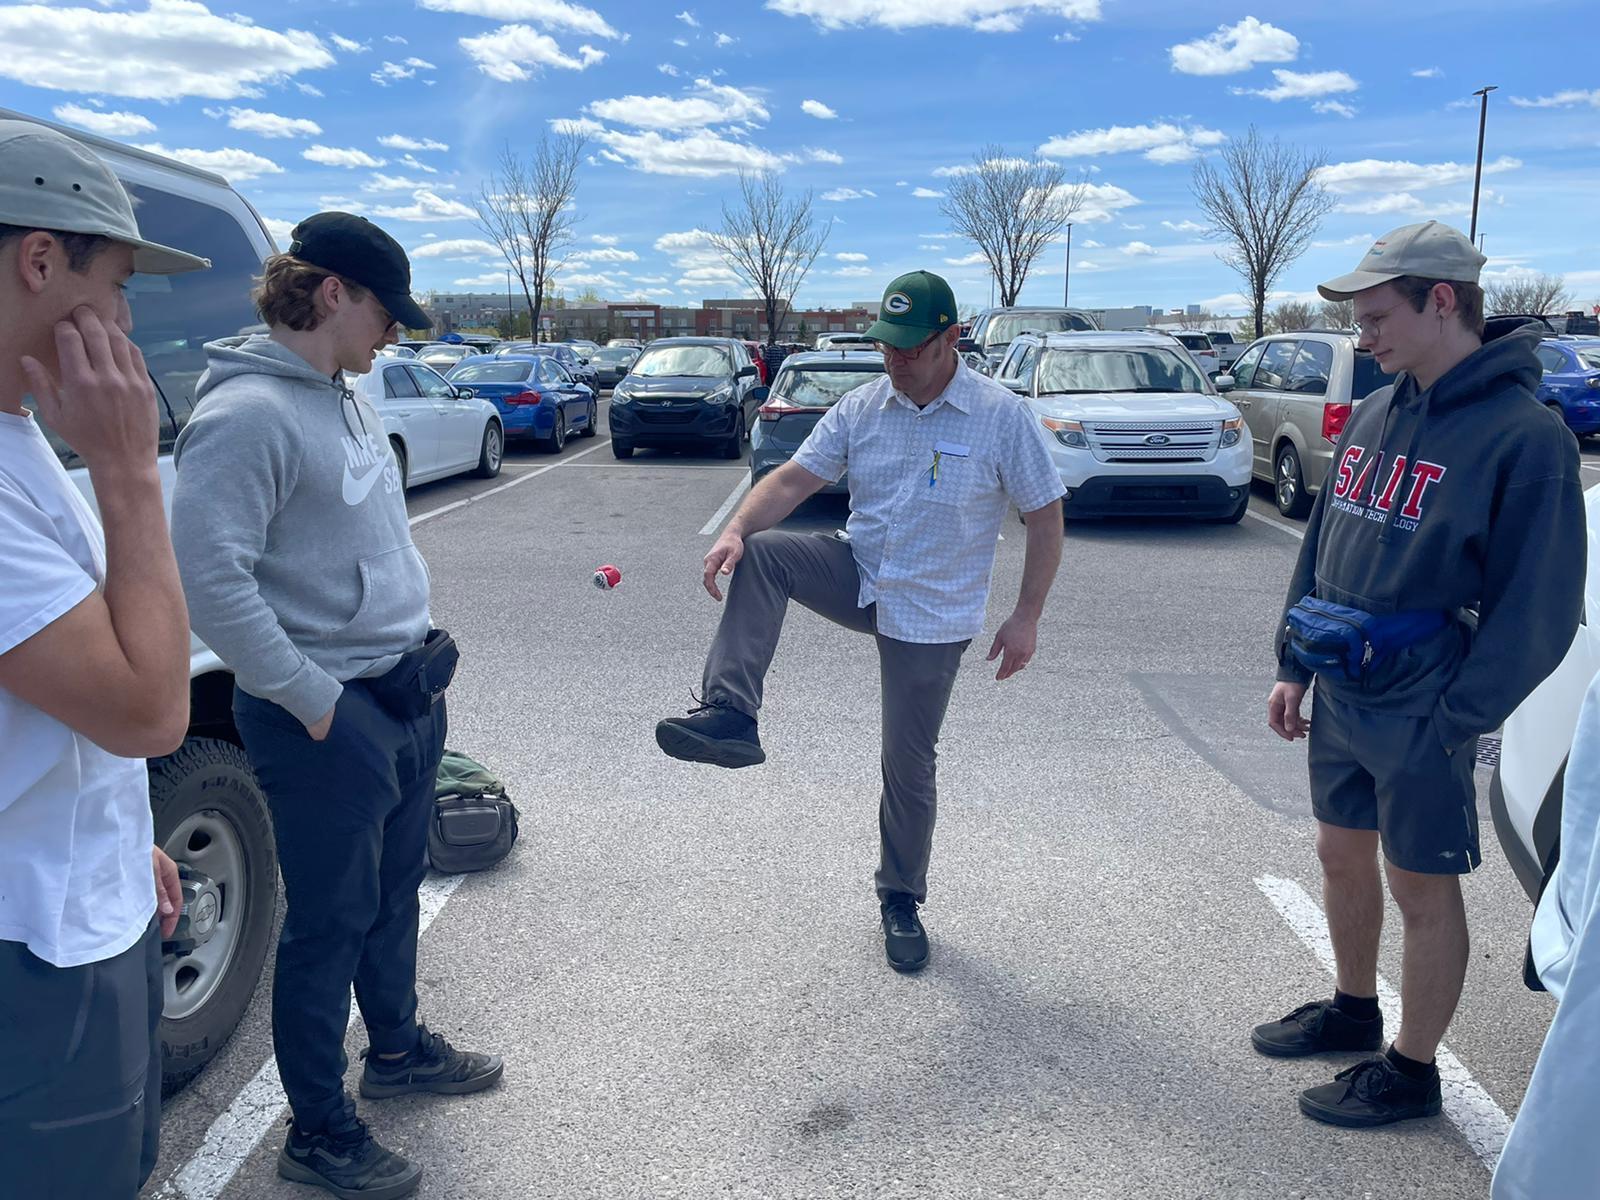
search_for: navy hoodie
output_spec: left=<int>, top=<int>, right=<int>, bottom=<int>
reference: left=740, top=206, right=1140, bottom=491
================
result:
left=1275, top=320, right=1586, bottom=750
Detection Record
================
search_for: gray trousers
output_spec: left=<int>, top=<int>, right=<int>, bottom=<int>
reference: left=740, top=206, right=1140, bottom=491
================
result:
left=703, top=530, right=968, bottom=902
left=0, top=916, right=163, bottom=1198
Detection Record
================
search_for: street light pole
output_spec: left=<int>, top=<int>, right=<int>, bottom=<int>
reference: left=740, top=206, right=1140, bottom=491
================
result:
left=1063, top=222, right=1073, bottom=308
left=506, top=269, right=513, bottom=335
left=1469, top=85, right=1497, bottom=243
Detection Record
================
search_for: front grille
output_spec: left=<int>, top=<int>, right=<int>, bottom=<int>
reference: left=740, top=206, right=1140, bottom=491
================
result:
left=1086, top=420, right=1218, bottom=464
left=1109, top=483, right=1199, bottom=502
left=638, top=407, right=698, bottom=424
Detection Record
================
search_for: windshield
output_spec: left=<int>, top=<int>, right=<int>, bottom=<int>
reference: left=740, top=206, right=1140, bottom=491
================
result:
left=1577, top=348, right=1600, bottom=371
left=631, top=345, right=731, bottom=378
left=593, top=348, right=636, bottom=365
left=1208, top=332, right=1236, bottom=344
left=1351, top=353, right=1397, bottom=400
left=983, top=311, right=1094, bottom=348
left=1037, top=348, right=1209, bottom=395
left=451, top=361, right=534, bottom=384
left=772, top=367, right=884, bottom=407
left=420, top=345, right=468, bottom=360
left=1175, top=333, right=1211, bottom=349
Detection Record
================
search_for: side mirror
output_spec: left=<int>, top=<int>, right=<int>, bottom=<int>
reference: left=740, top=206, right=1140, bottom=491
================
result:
left=999, top=377, right=1028, bottom=395
left=737, top=364, right=758, bottom=379
left=957, top=337, right=978, bottom=354
left=455, top=386, right=475, bottom=400
left=1213, top=374, right=1235, bottom=392
left=751, top=385, right=770, bottom=403
left=578, top=357, right=589, bottom=365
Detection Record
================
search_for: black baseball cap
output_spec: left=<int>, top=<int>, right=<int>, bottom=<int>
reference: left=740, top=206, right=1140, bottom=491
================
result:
left=287, top=211, right=431, bottom=331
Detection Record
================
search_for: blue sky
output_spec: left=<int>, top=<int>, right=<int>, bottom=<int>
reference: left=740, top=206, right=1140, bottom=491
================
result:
left=1, top=0, right=1595, bottom=316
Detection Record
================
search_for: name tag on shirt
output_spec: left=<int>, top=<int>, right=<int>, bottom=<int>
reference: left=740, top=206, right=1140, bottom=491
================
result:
left=933, top=441, right=970, bottom=458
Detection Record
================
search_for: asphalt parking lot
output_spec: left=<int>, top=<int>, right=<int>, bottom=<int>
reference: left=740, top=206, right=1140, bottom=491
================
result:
left=143, top=399, right=1600, bottom=1200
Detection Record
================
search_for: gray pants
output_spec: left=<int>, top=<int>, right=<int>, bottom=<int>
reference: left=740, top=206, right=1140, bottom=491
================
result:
left=703, top=530, right=968, bottom=902
left=0, top=916, right=163, bottom=1198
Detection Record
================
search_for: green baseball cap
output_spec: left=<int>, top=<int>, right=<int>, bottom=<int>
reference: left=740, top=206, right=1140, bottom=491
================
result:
left=864, top=270, right=958, bottom=350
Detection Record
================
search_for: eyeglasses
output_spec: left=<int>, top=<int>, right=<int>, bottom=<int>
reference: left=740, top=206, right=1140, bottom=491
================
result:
left=1353, top=301, right=1407, bottom=338
left=877, top=331, right=943, bottom=362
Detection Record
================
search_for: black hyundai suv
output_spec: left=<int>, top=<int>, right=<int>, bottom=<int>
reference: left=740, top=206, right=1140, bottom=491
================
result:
left=608, top=337, right=765, bottom=459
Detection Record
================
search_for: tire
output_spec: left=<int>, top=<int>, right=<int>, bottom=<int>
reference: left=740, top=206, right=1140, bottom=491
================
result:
left=473, top=422, right=503, bottom=479
left=151, top=738, right=277, bottom=1096
left=389, top=437, right=408, bottom=492
left=721, top=412, right=745, bottom=460
left=612, top=438, right=635, bottom=459
left=1274, top=443, right=1313, bottom=519
left=541, top=409, right=567, bottom=454
left=580, top=399, right=598, bottom=437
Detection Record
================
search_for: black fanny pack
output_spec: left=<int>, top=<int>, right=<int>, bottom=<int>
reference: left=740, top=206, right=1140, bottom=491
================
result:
left=368, top=628, right=460, bottom=719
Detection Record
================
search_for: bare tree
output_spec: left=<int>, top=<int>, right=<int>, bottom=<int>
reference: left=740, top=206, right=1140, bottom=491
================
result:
left=1264, top=300, right=1319, bottom=334
left=1191, top=126, right=1335, bottom=339
left=940, top=145, right=1086, bottom=307
left=709, top=171, right=829, bottom=343
left=1173, top=309, right=1215, bottom=331
left=1485, top=272, right=1571, bottom=316
left=1319, top=298, right=1356, bottom=330
left=474, top=132, right=584, bottom=345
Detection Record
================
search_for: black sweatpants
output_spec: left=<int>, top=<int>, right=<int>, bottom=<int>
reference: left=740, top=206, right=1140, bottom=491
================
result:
left=0, top=916, right=163, bottom=1199
left=234, top=679, right=446, bottom=1134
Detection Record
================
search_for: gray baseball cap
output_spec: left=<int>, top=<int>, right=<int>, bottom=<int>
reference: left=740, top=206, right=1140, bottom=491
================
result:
left=1317, top=220, right=1486, bottom=301
left=0, top=119, right=209, bottom=275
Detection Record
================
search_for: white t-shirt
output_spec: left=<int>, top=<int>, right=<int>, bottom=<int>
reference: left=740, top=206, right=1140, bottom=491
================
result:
left=0, top=409, right=154, bottom=968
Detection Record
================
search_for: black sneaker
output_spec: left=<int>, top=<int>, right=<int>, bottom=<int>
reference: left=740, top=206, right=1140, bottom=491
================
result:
left=881, top=895, right=929, bottom=973
left=1251, top=999, right=1383, bottom=1057
left=655, top=694, right=765, bottom=768
left=359, top=1025, right=504, bottom=1099
left=1298, top=1054, right=1442, bottom=1128
left=277, top=1117, right=421, bottom=1200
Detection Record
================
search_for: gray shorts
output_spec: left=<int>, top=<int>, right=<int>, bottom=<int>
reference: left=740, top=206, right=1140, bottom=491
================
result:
left=0, top=916, right=163, bottom=1198
left=1308, top=686, right=1481, bottom=875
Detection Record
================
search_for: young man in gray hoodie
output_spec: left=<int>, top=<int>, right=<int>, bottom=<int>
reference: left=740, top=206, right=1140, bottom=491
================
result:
left=1253, top=221, right=1585, bottom=1128
left=171, top=214, right=501, bottom=1200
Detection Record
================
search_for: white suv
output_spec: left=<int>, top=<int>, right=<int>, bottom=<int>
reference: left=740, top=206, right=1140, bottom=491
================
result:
left=994, top=331, right=1252, bottom=523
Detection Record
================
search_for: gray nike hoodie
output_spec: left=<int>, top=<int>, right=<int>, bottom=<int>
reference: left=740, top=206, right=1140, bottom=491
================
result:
left=172, top=335, right=430, bottom=724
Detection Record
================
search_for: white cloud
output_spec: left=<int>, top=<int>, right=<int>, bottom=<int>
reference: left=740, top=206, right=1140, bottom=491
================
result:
left=1168, top=17, right=1298, bottom=76
left=1315, top=155, right=1520, bottom=194
left=1079, top=239, right=1102, bottom=248
left=399, top=154, right=438, bottom=174
left=1038, top=121, right=1225, bottom=164
left=1510, top=89, right=1600, bottom=109
left=633, top=274, right=670, bottom=283
left=1235, top=69, right=1358, bottom=102
left=806, top=147, right=844, bottom=164
left=460, top=25, right=606, bottom=80
left=585, top=79, right=767, bottom=130
left=822, top=187, right=875, bottom=201
left=764, top=1, right=1101, bottom=33
left=912, top=186, right=944, bottom=198
left=943, top=252, right=988, bottom=267
left=297, top=83, right=324, bottom=97
left=835, top=265, right=873, bottom=277
left=453, top=273, right=510, bottom=288
left=1196, top=287, right=1321, bottom=312
left=801, top=98, right=838, bottom=120
left=934, top=155, right=1038, bottom=177
left=1160, top=220, right=1206, bottom=233
left=384, top=34, right=408, bottom=44
left=714, top=32, right=734, bottom=46
left=1312, top=232, right=1374, bottom=247
left=379, top=134, right=450, bottom=152
left=219, top=107, right=322, bottom=138
left=584, top=247, right=639, bottom=262
left=594, top=128, right=786, bottom=176
left=135, top=143, right=282, bottom=181
left=1314, top=100, right=1358, bottom=119
left=1335, top=192, right=1469, bottom=218
left=410, top=238, right=502, bottom=259
left=1121, top=241, right=1157, bottom=256
left=261, top=216, right=297, bottom=245
left=675, top=9, right=699, bottom=25
left=417, top=0, right=621, bottom=39
left=590, top=234, right=619, bottom=245
left=835, top=252, right=869, bottom=262
left=0, top=0, right=335, bottom=100
left=304, top=144, right=386, bottom=168
left=362, top=173, right=441, bottom=192
left=330, top=34, right=367, bottom=53
left=658, top=62, right=679, bottom=75
left=1412, top=67, right=1442, bottom=79
left=371, top=190, right=477, bottom=221
left=918, top=244, right=945, bottom=251
left=371, top=58, right=438, bottom=86
left=557, top=271, right=623, bottom=290
left=677, top=265, right=743, bottom=288
left=1072, top=181, right=1142, bottom=223
left=51, top=103, right=155, bottom=137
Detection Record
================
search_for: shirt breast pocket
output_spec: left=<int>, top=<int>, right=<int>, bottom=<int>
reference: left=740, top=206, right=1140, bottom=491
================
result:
left=925, top=453, right=985, bottom=508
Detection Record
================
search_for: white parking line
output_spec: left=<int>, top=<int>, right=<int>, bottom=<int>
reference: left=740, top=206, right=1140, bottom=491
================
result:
left=1254, top=875, right=1511, bottom=1171
left=700, top=474, right=751, bottom=536
left=154, top=874, right=466, bottom=1200
left=1244, top=509, right=1306, bottom=540
left=407, top=439, right=611, bottom=528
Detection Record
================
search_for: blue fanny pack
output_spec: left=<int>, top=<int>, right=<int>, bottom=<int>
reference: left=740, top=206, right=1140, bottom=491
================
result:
left=1281, top=596, right=1450, bottom=683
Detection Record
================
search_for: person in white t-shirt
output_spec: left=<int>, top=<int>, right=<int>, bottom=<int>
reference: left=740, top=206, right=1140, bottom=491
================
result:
left=0, top=120, right=208, bottom=1197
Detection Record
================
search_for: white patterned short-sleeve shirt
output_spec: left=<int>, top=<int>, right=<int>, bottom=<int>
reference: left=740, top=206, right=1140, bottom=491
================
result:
left=791, top=361, right=1064, bottom=644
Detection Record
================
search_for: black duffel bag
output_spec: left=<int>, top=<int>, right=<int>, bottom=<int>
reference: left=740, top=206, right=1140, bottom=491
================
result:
left=429, top=749, right=518, bottom=873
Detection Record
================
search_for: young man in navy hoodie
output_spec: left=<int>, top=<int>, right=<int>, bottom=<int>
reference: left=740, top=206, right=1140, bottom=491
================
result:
left=1253, top=221, right=1585, bottom=1127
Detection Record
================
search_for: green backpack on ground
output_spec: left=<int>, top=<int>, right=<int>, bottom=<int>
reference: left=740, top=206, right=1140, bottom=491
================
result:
left=429, top=749, right=519, bottom=873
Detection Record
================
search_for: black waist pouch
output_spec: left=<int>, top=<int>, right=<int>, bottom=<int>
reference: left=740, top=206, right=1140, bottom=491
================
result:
left=369, top=629, right=460, bottom=720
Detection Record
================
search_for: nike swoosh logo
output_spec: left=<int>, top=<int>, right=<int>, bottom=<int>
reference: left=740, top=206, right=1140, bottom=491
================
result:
left=342, top=457, right=387, bottom=506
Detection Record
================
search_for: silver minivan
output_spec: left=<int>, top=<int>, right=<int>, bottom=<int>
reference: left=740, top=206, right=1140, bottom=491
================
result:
left=1219, top=332, right=1395, bottom=517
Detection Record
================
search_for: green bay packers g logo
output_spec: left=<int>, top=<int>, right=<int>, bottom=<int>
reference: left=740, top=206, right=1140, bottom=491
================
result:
left=883, top=291, right=913, bottom=315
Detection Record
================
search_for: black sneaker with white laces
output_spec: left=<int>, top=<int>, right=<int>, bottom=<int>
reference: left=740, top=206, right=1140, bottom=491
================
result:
left=1298, top=1054, right=1442, bottom=1127
left=880, top=894, right=929, bottom=973
left=655, top=694, right=765, bottom=768
left=358, top=1024, right=504, bottom=1099
left=277, top=1116, right=421, bottom=1200
left=1251, top=999, right=1383, bottom=1057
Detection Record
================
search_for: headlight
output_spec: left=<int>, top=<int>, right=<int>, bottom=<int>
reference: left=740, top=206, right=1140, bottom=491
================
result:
left=610, top=389, right=632, bottom=404
left=1040, top=416, right=1088, bottom=449
left=707, top=385, right=735, bottom=405
left=1220, top=416, right=1244, bottom=448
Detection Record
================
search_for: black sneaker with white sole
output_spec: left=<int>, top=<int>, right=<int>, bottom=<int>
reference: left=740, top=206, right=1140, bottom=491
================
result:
left=1251, top=999, right=1383, bottom=1057
left=881, top=895, right=929, bottom=973
left=1298, top=1054, right=1442, bottom=1127
left=277, top=1117, right=421, bottom=1200
left=358, top=1024, right=504, bottom=1099
left=655, top=695, right=765, bottom=768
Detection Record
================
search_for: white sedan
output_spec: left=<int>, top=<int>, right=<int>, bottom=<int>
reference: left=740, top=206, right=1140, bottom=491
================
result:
left=344, top=355, right=504, bottom=490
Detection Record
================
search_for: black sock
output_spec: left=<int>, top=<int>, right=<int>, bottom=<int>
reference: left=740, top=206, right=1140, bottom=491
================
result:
left=1333, top=989, right=1380, bottom=1020
left=1385, top=1044, right=1437, bottom=1081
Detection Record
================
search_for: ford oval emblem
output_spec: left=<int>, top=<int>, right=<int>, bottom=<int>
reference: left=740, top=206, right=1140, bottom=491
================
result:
left=1145, top=433, right=1171, bottom=446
